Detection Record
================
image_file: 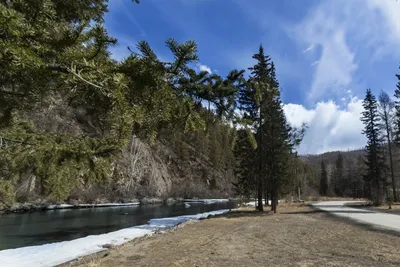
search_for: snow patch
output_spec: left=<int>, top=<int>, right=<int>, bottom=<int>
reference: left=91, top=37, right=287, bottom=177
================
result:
left=183, top=199, right=229, bottom=204
left=0, top=228, right=152, bottom=267
left=45, top=202, right=139, bottom=210
left=0, top=209, right=230, bottom=267
left=45, top=204, right=74, bottom=210
left=135, top=209, right=230, bottom=231
left=244, top=200, right=281, bottom=207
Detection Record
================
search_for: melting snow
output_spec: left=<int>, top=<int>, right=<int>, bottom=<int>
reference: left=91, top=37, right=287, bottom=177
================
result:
left=244, top=200, right=281, bottom=207
left=45, top=202, right=139, bottom=210
left=183, top=199, right=229, bottom=204
left=0, top=209, right=230, bottom=267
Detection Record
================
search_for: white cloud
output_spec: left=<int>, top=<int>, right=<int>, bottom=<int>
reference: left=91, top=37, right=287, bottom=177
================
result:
left=294, top=2, right=358, bottom=102
left=367, top=0, right=400, bottom=47
left=303, top=44, right=314, bottom=53
left=284, top=98, right=366, bottom=154
left=293, top=0, right=400, bottom=102
left=198, top=64, right=212, bottom=74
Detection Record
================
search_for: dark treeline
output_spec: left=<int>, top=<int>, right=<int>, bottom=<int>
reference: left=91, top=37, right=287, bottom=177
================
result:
left=358, top=78, right=400, bottom=205
left=306, top=150, right=366, bottom=199
left=306, top=71, right=400, bottom=206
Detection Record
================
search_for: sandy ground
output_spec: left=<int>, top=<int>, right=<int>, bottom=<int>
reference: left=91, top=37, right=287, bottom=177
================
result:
left=63, top=204, right=400, bottom=267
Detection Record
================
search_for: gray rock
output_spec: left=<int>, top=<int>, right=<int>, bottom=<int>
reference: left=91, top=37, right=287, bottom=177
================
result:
left=140, top=198, right=163, bottom=204
left=165, top=198, right=175, bottom=204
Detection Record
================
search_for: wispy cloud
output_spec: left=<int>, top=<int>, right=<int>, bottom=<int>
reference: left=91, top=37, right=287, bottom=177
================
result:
left=291, top=0, right=400, bottom=103
left=367, top=0, right=400, bottom=50
left=293, top=2, right=358, bottom=102
left=198, top=64, right=212, bottom=74
left=303, top=44, right=314, bottom=53
left=109, top=0, right=146, bottom=37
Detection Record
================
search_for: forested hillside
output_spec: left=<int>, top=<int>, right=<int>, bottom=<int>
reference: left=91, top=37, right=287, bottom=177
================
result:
left=0, top=0, right=243, bottom=207
left=0, top=0, right=315, bottom=211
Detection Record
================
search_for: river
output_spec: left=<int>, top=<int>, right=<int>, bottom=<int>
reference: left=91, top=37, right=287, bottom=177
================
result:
left=0, top=201, right=237, bottom=250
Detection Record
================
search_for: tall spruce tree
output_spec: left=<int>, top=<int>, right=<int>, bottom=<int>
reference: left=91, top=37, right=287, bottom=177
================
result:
left=378, top=90, right=397, bottom=202
left=361, top=89, right=385, bottom=205
left=237, top=45, right=296, bottom=213
left=262, top=66, right=293, bottom=213
left=237, top=45, right=271, bottom=211
left=393, top=67, right=400, bottom=201
left=394, top=67, right=400, bottom=146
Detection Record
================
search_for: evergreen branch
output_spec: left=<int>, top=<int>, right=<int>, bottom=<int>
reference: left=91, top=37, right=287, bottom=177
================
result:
left=68, top=65, right=103, bottom=89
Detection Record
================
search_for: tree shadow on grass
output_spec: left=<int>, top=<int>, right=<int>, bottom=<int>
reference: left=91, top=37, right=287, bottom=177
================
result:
left=207, top=210, right=273, bottom=219
left=320, top=211, right=400, bottom=238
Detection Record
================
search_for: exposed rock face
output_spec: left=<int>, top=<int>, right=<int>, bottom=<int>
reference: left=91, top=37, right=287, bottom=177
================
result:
left=114, top=137, right=172, bottom=200
left=6, top=134, right=233, bottom=209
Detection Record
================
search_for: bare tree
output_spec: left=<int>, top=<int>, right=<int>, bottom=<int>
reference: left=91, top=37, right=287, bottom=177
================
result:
left=378, top=90, right=397, bottom=202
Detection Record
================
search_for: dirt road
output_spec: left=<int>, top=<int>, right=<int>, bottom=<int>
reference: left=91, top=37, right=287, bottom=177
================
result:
left=65, top=205, right=400, bottom=267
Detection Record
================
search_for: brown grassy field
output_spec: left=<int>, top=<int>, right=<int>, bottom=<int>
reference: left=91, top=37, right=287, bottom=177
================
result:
left=62, top=203, right=400, bottom=267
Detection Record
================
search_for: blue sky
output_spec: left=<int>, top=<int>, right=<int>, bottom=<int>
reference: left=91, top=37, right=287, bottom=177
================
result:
left=105, top=0, right=400, bottom=154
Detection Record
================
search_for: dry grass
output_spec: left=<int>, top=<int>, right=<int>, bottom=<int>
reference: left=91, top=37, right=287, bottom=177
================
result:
left=63, top=204, right=400, bottom=267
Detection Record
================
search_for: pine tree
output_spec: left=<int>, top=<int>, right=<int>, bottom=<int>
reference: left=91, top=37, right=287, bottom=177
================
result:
left=393, top=67, right=400, bottom=201
left=260, top=58, right=294, bottom=213
left=361, top=89, right=385, bottom=205
left=236, top=45, right=298, bottom=213
left=393, top=66, right=400, bottom=145
left=320, top=160, right=328, bottom=196
left=0, top=0, right=138, bottom=202
left=237, top=46, right=270, bottom=211
left=233, top=129, right=256, bottom=202
left=378, top=90, right=397, bottom=202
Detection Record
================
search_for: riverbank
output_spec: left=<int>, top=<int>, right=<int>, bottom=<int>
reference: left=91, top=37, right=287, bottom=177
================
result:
left=64, top=203, right=400, bottom=267
left=0, top=198, right=234, bottom=214
left=0, top=209, right=231, bottom=266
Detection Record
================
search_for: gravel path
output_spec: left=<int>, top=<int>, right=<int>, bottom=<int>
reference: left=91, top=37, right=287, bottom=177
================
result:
left=313, top=201, right=400, bottom=233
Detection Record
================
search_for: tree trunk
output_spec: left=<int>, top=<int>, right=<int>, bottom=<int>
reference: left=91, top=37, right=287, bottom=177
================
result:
left=298, top=185, right=301, bottom=201
left=264, top=187, right=268, bottom=205
left=257, top=106, right=264, bottom=212
left=388, top=143, right=397, bottom=202
left=271, top=189, right=277, bottom=213
left=257, top=178, right=263, bottom=211
left=291, top=189, right=294, bottom=204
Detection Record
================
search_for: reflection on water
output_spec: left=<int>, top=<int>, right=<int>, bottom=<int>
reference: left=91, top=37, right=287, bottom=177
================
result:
left=0, top=201, right=236, bottom=250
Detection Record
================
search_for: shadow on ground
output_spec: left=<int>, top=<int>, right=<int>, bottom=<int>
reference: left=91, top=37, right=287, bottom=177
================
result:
left=208, top=210, right=273, bottom=219
left=208, top=206, right=400, bottom=238
left=320, top=211, right=400, bottom=238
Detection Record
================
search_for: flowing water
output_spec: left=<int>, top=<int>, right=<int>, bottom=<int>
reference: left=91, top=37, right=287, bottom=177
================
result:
left=0, top=201, right=237, bottom=250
